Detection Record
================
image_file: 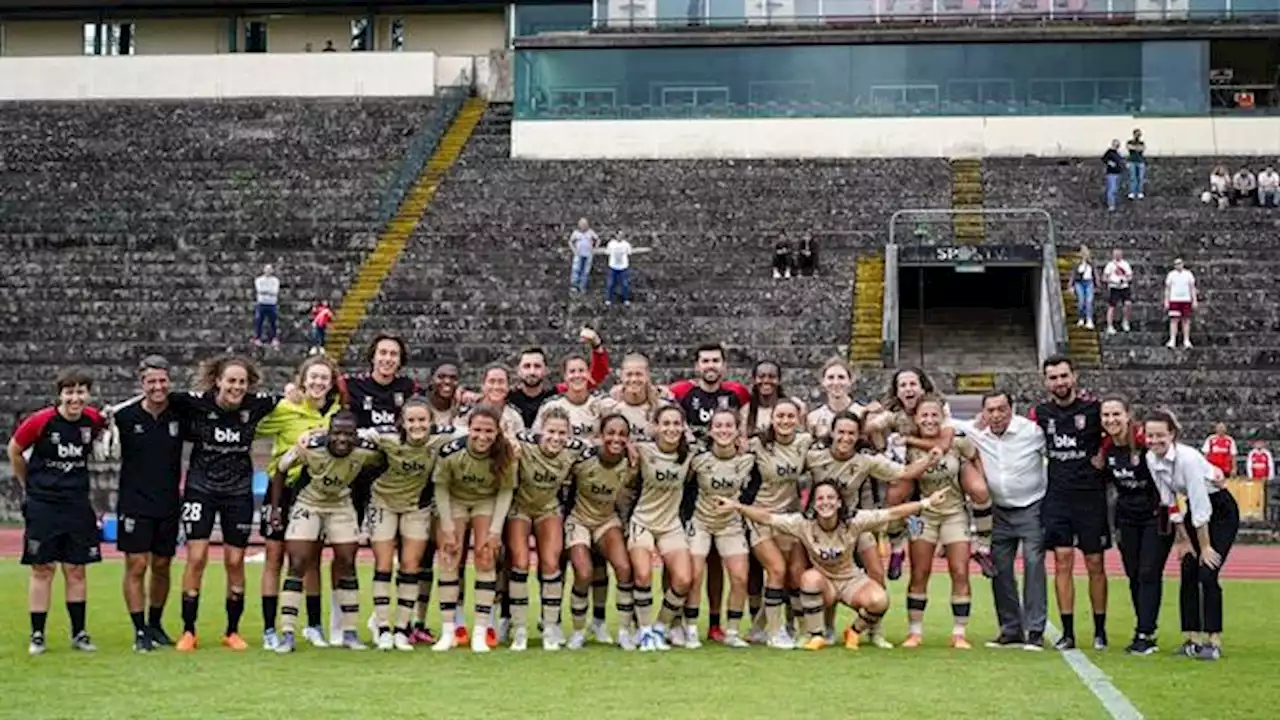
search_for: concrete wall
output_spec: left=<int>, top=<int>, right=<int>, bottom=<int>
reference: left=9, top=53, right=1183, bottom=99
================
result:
left=0, top=12, right=506, bottom=56
left=0, top=53, right=439, bottom=99
left=135, top=18, right=226, bottom=55
left=262, top=15, right=355, bottom=54
left=512, top=117, right=1280, bottom=158
left=1, top=20, right=82, bottom=56
left=402, top=12, right=505, bottom=56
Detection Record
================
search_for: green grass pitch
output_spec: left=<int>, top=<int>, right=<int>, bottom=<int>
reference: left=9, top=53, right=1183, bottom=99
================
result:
left=0, top=560, right=1272, bottom=720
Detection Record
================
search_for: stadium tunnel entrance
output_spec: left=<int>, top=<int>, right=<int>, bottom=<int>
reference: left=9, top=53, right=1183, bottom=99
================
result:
left=897, top=264, right=1039, bottom=372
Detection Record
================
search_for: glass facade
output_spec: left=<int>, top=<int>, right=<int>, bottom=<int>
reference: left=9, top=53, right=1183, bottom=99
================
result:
left=589, top=0, right=1280, bottom=28
left=513, top=3, right=593, bottom=37
left=514, top=41, right=1211, bottom=118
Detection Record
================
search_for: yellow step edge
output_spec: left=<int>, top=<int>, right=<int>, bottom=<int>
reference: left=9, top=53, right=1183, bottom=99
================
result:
left=325, top=98, right=487, bottom=360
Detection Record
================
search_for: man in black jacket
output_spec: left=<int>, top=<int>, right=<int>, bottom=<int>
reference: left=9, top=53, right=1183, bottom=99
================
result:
left=1102, top=139, right=1125, bottom=212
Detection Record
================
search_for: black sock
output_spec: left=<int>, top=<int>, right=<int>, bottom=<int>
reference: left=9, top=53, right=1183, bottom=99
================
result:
left=709, top=612, right=721, bottom=629
left=31, top=611, right=48, bottom=636
left=226, top=592, right=245, bottom=635
left=1060, top=612, right=1074, bottom=639
left=413, top=620, right=425, bottom=632
left=501, top=593, right=512, bottom=621
left=182, top=593, right=200, bottom=634
left=148, top=605, right=164, bottom=629
left=130, top=611, right=146, bottom=633
left=1093, top=613, right=1107, bottom=638
left=306, top=594, right=322, bottom=629
left=593, top=603, right=607, bottom=622
left=262, top=595, right=279, bottom=632
left=67, top=601, right=87, bottom=636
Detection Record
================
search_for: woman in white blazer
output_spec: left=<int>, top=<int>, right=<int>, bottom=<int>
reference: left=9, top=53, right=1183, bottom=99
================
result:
left=1143, top=409, right=1239, bottom=662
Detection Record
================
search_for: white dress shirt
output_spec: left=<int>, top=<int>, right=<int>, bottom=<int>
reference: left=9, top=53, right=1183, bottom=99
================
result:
left=952, top=415, right=1047, bottom=509
left=1145, top=442, right=1218, bottom=528
left=255, top=275, right=280, bottom=305
left=606, top=240, right=633, bottom=270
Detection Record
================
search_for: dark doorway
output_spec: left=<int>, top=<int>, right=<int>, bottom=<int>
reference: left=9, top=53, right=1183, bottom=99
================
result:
left=898, top=265, right=1038, bottom=371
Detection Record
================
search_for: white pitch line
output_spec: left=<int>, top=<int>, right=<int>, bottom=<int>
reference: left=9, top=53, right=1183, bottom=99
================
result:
left=1046, top=622, right=1145, bottom=720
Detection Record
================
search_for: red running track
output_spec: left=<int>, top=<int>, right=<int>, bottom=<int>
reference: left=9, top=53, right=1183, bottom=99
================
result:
left=0, top=529, right=1277, bottom=580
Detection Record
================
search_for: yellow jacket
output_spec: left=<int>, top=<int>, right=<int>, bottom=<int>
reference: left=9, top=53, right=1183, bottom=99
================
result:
left=256, top=395, right=343, bottom=483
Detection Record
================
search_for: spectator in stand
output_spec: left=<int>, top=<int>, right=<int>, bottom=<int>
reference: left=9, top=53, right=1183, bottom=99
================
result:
left=322, top=40, right=337, bottom=52
left=1101, top=140, right=1125, bottom=212
left=772, top=240, right=793, bottom=279
left=1071, top=245, right=1096, bottom=330
left=795, top=236, right=818, bottom=277
left=1102, top=248, right=1133, bottom=335
left=1231, top=166, right=1257, bottom=206
left=1247, top=436, right=1273, bottom=483
left=1203, top=165, right=1230, bottom=210
left=602, top=234, right=649, bottom=307
left=1257, top=166, right=1279, bottom=208
left=567, top=218, right=600, bottom=294
left=1202, top=423, right=1238, bottom=478
left=1163, top=257, right=1197, bottom=349
left=253, top=264, right=281, bottom=349
left=308, top=301, right=333, bottom=356
left=1125, top=129, right=1147, bottom=200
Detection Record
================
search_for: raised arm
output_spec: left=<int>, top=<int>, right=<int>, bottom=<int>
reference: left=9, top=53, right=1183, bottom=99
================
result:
left=433, top=462, right=457, bottom=536
left=717, top=498, right=775, bottom=527
left=904, top=425, right=955, bottom=452
left=7, top=438, right=28, bottom=491
left=268, top=448, right=298, bottom=511
left=852, top=488, right=951, bottom=532
left=8, top=409, right=54, bottom=492
left=868, top=447, right=943, bottom=487
left=489, top=486, right=514, bottom=542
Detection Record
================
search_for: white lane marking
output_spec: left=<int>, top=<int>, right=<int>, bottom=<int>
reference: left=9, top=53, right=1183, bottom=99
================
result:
left=1047, top=622, right=1145, bottom=720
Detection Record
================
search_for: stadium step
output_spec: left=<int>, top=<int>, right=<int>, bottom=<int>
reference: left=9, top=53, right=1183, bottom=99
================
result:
left=954, top=372, right=996, bottom=393
left=950, top=158, right=985, bottom=245
left=849, top=253, right=885, bottom=367
left=324, top=96, right=487, bottom=359
left=1055, top=255, right=1101, bottom=368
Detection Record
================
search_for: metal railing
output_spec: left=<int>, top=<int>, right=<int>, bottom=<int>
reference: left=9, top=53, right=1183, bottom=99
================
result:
left=374, top=87, right=468, bottom=226
left=881, top=243, right=900, bottom=367
left=884, top=207, right=1058, bottom=367
left=1040, top=241, right=1070, bottom=360
left=590, top=3, right=1280, bottom=31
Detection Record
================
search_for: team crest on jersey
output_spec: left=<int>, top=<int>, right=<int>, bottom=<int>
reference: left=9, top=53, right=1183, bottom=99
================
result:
left=363, top=396, right=374, bottom=411
left=134, top=424, right=145, bottom=434
left=50, top=432, right=60, bottom=445
left=394, top=392, right=404, bottom=407
left=240, top=410, right=250, bottom=424
left=1074, top=414, right=1086, bottom=430
left=169, top=421, right=180, bottom=437
left=1046, top=419, right=1056, bottom=435
left=80, top=427, right=93, bottom=443
left=718, top=396, right=731, bottom=409
left=440, top=437, right=467, bottom=456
